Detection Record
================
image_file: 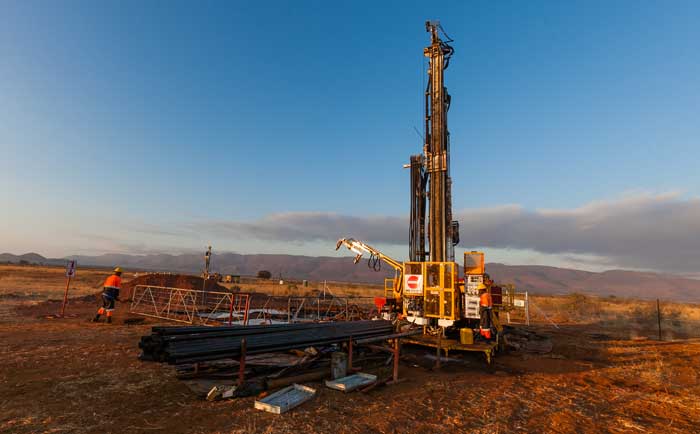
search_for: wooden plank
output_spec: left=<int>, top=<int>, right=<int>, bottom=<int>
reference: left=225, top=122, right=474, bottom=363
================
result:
left=254, top=384, right=316, bottom=414
left=325, top=373, right=377, bottom=392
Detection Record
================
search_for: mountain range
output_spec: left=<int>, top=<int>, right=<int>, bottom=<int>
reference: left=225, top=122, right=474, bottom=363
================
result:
left=2, top=252, right=699, bottom=302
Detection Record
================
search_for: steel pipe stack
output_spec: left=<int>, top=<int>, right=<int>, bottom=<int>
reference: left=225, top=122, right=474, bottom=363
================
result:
left=139, top=320, right=394, bottom=365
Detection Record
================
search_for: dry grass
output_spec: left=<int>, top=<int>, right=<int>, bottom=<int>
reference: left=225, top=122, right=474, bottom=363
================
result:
left=0, top=264, right=115, bottom=299
left=526, top=293, right=700, bottom=339
left=0, top=264, right=387, bottom=301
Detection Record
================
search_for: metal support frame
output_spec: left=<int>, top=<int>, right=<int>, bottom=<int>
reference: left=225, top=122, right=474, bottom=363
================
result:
left=130, top=285, right=250, bottom=326
left=249, top=295, right=378, bottom=324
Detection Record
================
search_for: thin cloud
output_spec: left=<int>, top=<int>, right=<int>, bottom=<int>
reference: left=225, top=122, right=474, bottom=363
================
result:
left=194, top=193, right=700, bottom=274
left=197, top=212, right=407, bottom=245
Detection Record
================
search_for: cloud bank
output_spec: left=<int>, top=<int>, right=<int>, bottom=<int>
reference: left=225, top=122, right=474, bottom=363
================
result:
left=197, top=193, right=700, bottom=274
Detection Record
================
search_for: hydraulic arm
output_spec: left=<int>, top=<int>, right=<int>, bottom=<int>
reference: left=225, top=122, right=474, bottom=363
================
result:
left=335, top=238, right=404, bottom=299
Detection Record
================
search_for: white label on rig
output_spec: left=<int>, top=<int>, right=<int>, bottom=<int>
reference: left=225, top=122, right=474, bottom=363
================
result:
left=514, top=299, right=525, bottom=307
left=403, top=274, right=424, bottom=295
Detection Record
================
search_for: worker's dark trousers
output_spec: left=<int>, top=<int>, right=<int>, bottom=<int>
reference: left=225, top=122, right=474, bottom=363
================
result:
left=480, top=307, right=492, bottom=329
left=102, top=295, right=116, bottom=311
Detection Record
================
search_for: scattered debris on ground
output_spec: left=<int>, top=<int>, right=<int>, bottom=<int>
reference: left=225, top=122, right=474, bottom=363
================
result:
left=254, top=384, right=317, bottom=414
left=503, top=325, right=553, bottom=353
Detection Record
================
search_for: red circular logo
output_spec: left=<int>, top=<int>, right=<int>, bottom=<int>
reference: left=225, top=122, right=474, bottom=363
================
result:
left=406, top=275, right=420, bottom=290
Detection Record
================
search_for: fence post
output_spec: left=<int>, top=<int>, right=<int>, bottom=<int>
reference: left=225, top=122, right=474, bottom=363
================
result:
left=228, top=294, right=234, bottom=326
left=657, top=299, right=662, bottom=341
left=525, top=291, right=530, bottom=326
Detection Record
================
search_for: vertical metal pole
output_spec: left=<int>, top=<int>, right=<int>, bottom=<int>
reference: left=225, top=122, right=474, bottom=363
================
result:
left=525, top=292, right=530, bottom=326
left=243, top=295, right=250, bottom=326
left=657, top=299, right=662, bottom=341
left=238, top=338, right=246, bottom=385
left=228, top=295, right=234, bottom=325
left=435, top=329, right=442, bottom=370
left=202, top=274, right=207, bottom=308
left=60, top=276, right=71, bottom=317
left=393, top=338, right=400, bottom=382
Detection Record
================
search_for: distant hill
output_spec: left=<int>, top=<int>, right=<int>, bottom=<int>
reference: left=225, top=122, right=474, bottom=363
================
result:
left=485, top=263, right=700, bottom=302
left=2, top=252, right=699, bottom=302
left=0, top=252, right=57, bottom=265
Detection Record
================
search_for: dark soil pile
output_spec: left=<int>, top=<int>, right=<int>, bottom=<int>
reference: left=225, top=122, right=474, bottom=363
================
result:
left=120, top=273, right=228, bottom=300
left=41, top=273, right=230, bottom=310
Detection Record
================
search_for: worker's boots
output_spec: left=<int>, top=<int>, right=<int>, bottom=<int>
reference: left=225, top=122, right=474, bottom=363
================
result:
left=107, top=316, right=112, bottom=324
left=92, top=314, right=101, bottom=323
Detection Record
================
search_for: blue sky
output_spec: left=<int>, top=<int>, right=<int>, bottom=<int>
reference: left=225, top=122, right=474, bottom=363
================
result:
left=2, top=1, right=700, bottom=274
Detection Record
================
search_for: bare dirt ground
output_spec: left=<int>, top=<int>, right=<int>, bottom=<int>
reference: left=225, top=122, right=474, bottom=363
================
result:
left=1, top=265, right=700, bottom=433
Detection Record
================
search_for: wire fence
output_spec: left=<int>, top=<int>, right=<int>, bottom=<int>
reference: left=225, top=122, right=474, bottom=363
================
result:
left=516, top=293, right=700, bottom=340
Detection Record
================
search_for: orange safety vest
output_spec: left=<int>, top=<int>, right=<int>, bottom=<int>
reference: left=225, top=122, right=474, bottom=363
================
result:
left=104, top=275, right=122, bottom=289
left=479, top=292, right=492, bottom=307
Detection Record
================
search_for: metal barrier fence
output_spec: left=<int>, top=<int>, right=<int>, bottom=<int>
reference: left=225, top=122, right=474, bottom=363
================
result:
left=130, top=285, right=250, bottom=326
left=501, top=288, right=531, bottom=325
left=247, top=295, right=378, bottom=325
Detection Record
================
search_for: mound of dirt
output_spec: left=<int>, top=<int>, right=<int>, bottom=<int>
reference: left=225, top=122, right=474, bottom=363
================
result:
left=121, top=273, right=227, bottom=300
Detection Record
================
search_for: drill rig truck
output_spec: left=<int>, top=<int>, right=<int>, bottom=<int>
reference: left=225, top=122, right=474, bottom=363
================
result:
left=336, top=21, right=511, bottom=363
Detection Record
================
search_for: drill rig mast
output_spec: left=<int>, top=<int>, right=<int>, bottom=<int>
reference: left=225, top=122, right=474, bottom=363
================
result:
left=410, top=21, right=459, bottom=263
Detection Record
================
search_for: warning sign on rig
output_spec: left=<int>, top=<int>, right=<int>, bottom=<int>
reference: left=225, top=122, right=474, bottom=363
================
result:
left=65, top=260, right=77, bottom=278
left=403, top=274, right=424, bottom=295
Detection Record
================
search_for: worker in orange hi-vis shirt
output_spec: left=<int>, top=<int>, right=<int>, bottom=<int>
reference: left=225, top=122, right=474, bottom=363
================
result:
left=93, top=267, right=123, bottom=324
left=478, top=283, right=493, bottom=340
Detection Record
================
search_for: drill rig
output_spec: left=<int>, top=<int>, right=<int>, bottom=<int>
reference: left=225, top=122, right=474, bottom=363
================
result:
left=337, top=22, right=505, bottom=357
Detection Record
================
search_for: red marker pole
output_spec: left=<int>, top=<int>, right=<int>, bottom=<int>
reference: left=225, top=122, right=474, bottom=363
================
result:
left=60, top=260, right=76, bottom=317
left=60, top=275, right=71, bottom=317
